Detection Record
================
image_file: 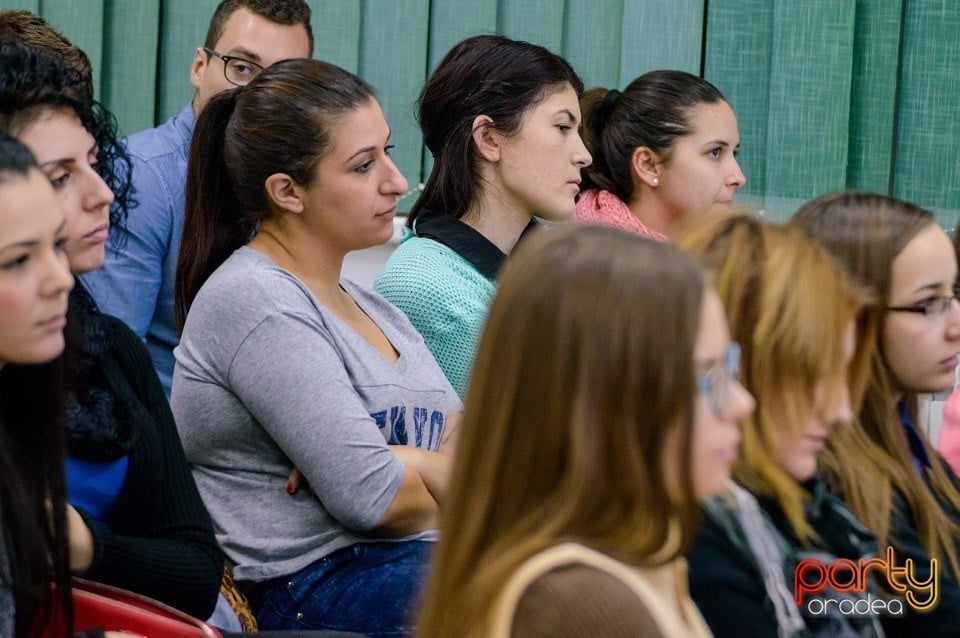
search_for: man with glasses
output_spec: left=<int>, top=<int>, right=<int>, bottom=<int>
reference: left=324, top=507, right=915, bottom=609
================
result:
left=84, top=0, right=312, bottom=396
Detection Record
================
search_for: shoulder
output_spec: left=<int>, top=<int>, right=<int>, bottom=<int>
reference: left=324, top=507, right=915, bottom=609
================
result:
left=124, top=105, right=193, bottom=165
left=376, top=237, right=494, bottom=304
left=512, top=564, right=663, bottom=638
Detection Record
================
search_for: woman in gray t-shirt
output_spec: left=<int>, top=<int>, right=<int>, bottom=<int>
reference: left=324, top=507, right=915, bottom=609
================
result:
left=172, top=59, right=461, bottom=636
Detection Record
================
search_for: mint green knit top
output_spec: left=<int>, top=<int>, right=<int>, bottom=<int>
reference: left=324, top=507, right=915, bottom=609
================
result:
left=374, top=229, right=495, bottom=398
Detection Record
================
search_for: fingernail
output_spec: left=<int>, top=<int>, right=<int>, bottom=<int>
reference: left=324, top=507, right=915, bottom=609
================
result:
left=285, top=482, right=294, bottom=495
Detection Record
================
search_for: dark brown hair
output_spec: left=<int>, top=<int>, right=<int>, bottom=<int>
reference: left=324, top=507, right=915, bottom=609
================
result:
left=176, top=58, right=374, bottom=326
left=203, top=0, right=313, bottom=56
left=580, top=70, right=726, bottom=201
left=408, top=34, right=583, bottom=226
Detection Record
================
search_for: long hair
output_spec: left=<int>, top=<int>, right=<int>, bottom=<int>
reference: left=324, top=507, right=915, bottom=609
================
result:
left=580, top=70, right=726, bottom=201
left=0, top=36, right=132, bottom=242
left=791, top=192, right=960, bottom=582
left=0, top=132, right=72, bottom=636
left=677, top=212, right=872, bottom=542
left=417, top=224, right=706, bottom=637
left=175, top=58, right=374, bottom=327
left=408, top=34, right=583, bottom=226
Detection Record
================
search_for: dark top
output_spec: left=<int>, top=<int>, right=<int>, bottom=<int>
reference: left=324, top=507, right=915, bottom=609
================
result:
left=68, top=286, right=222, bottom=618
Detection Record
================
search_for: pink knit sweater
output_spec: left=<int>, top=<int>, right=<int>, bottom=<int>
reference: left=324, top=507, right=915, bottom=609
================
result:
left=574, top=189, right=668, bottom=242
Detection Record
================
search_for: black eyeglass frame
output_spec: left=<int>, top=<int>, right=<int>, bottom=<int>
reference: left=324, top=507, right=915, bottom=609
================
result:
left=202, top=47, right=264, bottom=87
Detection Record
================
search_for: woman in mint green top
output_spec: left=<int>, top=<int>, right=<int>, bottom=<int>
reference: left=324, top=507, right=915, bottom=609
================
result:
left=374, top=34, right=592, bottom=397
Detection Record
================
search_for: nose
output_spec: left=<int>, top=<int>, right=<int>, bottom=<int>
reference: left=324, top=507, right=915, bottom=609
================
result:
left=946, top=296, right=960, bottom=339
left=82, top=165, right=115, bottom=213
left=382, top=154, right=408, bottom=197
left=831, top=382, right=855, bottom=427
left=573, top=132, right=592, bottom=168
left=728, top=380, right=755, bottom=420
left=728, top=157, right=746, bottom=189
left=41, top=247, right=74, bottom=298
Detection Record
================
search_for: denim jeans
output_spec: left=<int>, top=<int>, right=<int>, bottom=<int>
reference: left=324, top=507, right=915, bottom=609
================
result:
left=253, top=540, right=433, bottom=636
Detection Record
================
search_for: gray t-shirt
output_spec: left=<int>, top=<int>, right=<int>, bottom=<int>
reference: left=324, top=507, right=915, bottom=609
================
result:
left=172, top=247, right=461, bottom=582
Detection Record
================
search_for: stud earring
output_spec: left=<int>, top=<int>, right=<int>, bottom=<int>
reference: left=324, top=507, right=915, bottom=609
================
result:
left=652, top=177, right=659, bottom=186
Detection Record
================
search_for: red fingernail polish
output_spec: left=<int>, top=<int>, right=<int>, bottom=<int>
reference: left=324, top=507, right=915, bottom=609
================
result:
left=285, top=482, right=294, bottom=494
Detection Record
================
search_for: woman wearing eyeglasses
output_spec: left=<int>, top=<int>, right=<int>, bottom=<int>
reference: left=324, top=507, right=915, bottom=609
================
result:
left=791, top=193, right=960, bottom=637
left=417, top=224, right=754, bottom=637
left=678, top=213, right=883, bottom=637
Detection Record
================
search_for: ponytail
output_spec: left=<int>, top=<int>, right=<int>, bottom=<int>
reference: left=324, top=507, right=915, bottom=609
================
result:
left=579, top=86, right=626, bottom=198
left=175, top=88, right=250, bottom=329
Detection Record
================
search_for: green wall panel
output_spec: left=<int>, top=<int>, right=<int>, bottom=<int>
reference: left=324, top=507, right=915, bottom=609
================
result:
left=102, top=0, right=159, bottom=136
left=762, top=0, right=856, bottom=219
left=497, top=0, right=564, bottom=53
left=563, top=0, right=622, bottom=91
left=846, top=0, right=901, bottom=195
left=620, top=0, right=703, bottom=84
left=893, top=0, right=960, bottom=226
left=158, top=0, right=219, bottom=122
left=309, top=0, right=360, bottom=73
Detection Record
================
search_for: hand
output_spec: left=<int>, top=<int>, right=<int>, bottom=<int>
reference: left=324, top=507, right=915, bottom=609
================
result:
left=66, top=504, right=94, bottom=572
left=439, top=411, right=462, bottom=455
left=286, top=467, right=305, bottom=495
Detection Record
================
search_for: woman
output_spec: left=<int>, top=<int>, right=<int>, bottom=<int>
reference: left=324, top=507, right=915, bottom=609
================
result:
left=577, top=70, right=745, bottom=239
left=0, top=41, right=223, bottom=619
left=791, top=193, right=960, bottom=636
left=0, top=133, right=74, bottom=636
left=172, top=58, right=462, bottom=635
left=678, top=213, right=881, bottom=637
left=373, top=34, right=592, bottom=397
left=417, top=224, right=754, bottom=637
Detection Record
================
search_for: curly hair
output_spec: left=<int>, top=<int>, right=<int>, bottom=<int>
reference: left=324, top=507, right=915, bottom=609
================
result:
left=0, top=37, right=133, bottom=243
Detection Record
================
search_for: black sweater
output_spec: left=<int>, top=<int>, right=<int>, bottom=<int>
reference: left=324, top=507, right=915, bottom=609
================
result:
left=70, top=301, right=222, bottom=619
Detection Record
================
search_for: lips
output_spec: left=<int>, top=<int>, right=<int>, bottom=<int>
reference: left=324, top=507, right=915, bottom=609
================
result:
left=84, top=223, right=109, bottom=242
left=940, top=354, right=959, bottom=368
left=37, top=313, right=67, bottom=330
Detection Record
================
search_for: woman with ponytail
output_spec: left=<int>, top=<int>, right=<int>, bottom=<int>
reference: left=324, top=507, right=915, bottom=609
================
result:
left=172, top=58, right=462, bottom=635
left=374, top=34, right=592, bottom=398
left=577, top=70, right=745, bottom=239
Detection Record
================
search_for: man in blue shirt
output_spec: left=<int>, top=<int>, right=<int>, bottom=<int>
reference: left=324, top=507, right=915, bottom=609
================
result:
left=84, top=0, right=313, bottom=395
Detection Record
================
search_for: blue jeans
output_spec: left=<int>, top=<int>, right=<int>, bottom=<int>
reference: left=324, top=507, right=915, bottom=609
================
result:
left=253, top=540, right=433, bottom=636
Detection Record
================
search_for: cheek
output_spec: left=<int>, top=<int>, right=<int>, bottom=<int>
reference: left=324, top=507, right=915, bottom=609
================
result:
left=0, top=286, right=30, bottom=339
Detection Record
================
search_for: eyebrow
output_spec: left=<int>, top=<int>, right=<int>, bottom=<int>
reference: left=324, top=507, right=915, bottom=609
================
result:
left=224, top=47, right=263, bottom=63
left=557, top=109, right=579, bottom=125
left=344, top=130, right=393, bottom=163
left=38, top=141, right=99, bottom=170
left=0, top=219, right=66, bottom=254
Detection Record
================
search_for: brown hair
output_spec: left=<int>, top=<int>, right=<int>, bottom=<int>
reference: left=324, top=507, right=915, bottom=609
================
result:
left=175, top=58, right=374, bottom=326
left=417, top=224, right=707, bottom=636
left=791, top=191, right=960, bottom=581
left=203, top=0, right=313, bottom=56
left=580, top=70, right=726, bottom=201
left=677, top=212, right=872, bottom=542
left=0, top=10, right=92, bottom=94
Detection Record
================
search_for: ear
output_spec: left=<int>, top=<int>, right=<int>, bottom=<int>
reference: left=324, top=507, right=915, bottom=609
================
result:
left=631, top=146, right=662, bottom=188
left=470, top=115, right=501, bottom=163
left=264, top=173, right=304, bottom=214
left=189, top=47, right=207, bottom=91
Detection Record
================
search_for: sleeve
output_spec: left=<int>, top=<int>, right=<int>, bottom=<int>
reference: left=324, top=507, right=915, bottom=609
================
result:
left=82, top=155, right=172, bottom=341
left=510, top=565, right=664, bottom=638
left=227, top=311, right=407, bottom=532
left=78, top=318, right=222, bottom=620
left=687, top=514, right=779, bottom=638
left=938, top=387, right=960, bottom=476
left=374, top=250, right=487, bottom=398
left=878, top=498, right=960, bottom=637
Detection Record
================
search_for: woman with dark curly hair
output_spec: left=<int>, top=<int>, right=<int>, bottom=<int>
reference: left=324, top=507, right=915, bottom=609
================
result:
left=0, top=39, right=223, bottom=619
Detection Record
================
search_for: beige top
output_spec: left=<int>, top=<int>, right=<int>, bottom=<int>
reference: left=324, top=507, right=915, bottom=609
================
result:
left=487, top=542, right=713, bottom=638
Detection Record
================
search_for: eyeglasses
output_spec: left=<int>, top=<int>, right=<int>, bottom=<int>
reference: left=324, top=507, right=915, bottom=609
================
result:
left=697, top=342, right=742, bottom=417
left=887, top=290, right=960, bottom=317
left=203, top=47, right=264, bottom=87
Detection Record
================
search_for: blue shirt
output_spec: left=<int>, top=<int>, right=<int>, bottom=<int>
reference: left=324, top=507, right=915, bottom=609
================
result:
left=83, top=102, right=195, bottom=397
left=66, top=455, right=129, bottom=521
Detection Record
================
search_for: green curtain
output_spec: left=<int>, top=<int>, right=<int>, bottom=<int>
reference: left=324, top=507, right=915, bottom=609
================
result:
left=0, top=0, right=956, bottom=226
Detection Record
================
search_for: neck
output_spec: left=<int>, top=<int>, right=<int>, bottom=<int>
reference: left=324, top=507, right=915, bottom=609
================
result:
left=460, top=190, right=532, bottom=255
left=627, top=190, right=672, bottom=236
left=248, top=217, right=344, bottom=292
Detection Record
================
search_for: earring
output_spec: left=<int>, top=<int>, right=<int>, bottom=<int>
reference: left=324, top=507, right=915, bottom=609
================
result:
left=652, top=177, right=659, bottom=186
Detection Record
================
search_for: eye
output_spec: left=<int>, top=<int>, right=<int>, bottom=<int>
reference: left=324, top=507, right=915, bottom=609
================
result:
left=384, top=144, right=395, bottom=156
left=915, top=297, right=939, bottom=315
left=54, top=236, right=69, bottom=253
left=707, top=147, right=722, bottom=159
left=557, top=124, right=572, bottom=134
left=49, top=171, right=70, bottom=188
left=355, top=160, right=374, bottom=174
left=2, top=254, right=28, bottom=270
